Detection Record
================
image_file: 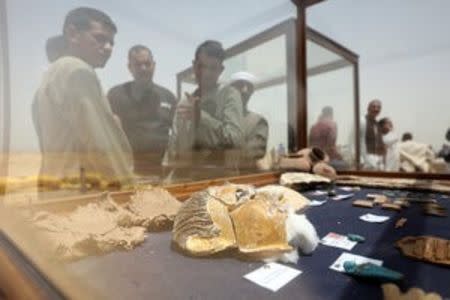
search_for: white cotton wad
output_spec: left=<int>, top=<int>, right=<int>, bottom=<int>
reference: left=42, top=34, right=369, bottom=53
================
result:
left=265, top=210, right=320, bottom=264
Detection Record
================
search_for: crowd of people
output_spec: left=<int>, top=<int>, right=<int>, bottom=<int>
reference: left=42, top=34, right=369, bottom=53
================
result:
left=32, top=7, right=270, bottom=184
left=308, top=99, right=449, bottom=173
left=31, top=7, right=448, bottom=186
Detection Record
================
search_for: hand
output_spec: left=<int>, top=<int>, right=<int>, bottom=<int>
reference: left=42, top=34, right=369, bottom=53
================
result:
left=176, top=92, right=199, bottom=121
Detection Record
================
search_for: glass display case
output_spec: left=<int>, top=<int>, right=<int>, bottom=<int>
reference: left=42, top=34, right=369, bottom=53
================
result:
left=0, top=0, right=449, bottom=299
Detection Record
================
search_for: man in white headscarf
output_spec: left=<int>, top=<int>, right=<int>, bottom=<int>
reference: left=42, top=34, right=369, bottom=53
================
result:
left=230, top=71, right=268, bottom=170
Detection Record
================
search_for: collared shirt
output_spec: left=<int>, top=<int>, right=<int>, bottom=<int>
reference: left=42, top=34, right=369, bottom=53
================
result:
left=107, top=81, right=177, bottom=157
left=32, top=56, right=134, bottom=181
left=169, top=84, right=243, bottom=169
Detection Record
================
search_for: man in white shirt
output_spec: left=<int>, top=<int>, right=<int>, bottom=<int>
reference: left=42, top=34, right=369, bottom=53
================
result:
left=379, top=117, right=399, bottom=171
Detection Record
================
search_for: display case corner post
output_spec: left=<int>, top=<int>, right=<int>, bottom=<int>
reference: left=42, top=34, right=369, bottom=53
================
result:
left=0, top=0, right=11, bottom=180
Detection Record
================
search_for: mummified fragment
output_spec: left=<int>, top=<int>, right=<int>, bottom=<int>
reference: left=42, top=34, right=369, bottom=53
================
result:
left=230, top=193, right=292, bottom=260
left=127, top=187, right=182, bottom=231
left=396, top=236, right=450, bottom=266
left=172, top=189, right=237, bottom=256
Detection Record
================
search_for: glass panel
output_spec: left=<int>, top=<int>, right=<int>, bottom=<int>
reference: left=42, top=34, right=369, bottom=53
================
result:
left=307, top=39, right=356, bottom=170
left=1, top=1, right=297, bottom=298
left=249, top=83, right=288, bottom=153
left=308, top=0, right=450, bottom=173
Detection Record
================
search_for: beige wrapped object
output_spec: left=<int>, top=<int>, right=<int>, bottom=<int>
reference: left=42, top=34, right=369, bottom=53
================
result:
left=279, top=147, right=331, bottom=171
left=396, top=236, right=450, bottom=266
left=230, top=194, right=292, bottom=259
left=280, top=172, right=331, bottom=188
left=172, top=183, right=318, bottom=260
left=257, top=185, right=310, bottom=212
left=32, top=197, right=146, bottom=261
left=312, top=162, right=337, bottom=180
left=127, top=187, right=182, bottom=231
left=172, top=189, right=238, bottom=256
left=382, top=284, right=442, bottom=300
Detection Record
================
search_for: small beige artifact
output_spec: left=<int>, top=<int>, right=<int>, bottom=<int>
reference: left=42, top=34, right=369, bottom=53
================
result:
left=382, top=283, right=442, bottom=300
left=353, top=200, right=375, bottom=208
left=396, top=236, right=450, bottom=266
left=127, top=187, right=182, bottom=231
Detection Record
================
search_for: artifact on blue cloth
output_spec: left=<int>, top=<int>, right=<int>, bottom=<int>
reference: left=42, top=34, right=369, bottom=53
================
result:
left=347, top=234, right=365, bottom=243
left=423, top=203, right=447, bottom=217
left=396, top=236, right=450, bottom=266
left=278, top=147, right=337, bottom=180
left=343, top=261, right=404, bottom=282
left=172, top=183, right=319, bottom=263
left=279, top=172, right=331, bottom=191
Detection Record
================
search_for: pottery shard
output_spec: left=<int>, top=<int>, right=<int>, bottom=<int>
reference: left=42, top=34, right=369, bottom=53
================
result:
left=172, top=190, right=237, bottom=256
left=230, top=193, right=292, bottom=259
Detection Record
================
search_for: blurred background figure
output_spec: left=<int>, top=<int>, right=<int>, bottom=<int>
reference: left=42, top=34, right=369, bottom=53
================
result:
left=398, top=132, right=447, bottom=173
left=360, top=99, right=384, bottom=170
left=437, top=128, right=450, bottom=172
left=379, top=117, right=399, bottom=171
left=45, top=36, right=66, bottom=63
left=229, top=71, right=268, bottom=171
left=108, top=45, right=177, bottom=177
left=309, top=106, right=347, bottom=170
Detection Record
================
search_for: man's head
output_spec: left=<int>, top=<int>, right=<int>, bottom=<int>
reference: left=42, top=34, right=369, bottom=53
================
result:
left=321, top=106, right=333, bottom=119
left=62, top=7, right=117, bottom=68
left=230, top=71, right=256, bottom=108
left=379, top=117, right=393, bottom=134
left=402, top=132, right=413, bottom=142
left=128, top=45, right=155, bottom=83
left=367, top=99, right=382, bottom=119
left=46, top=36, right=67, bottom=63
left=193, top=40, right=225, bottom=91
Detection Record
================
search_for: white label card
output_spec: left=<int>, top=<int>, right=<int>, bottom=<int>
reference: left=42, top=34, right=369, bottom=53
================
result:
left=310, top=200, right=327, bottom=207
left=321, top=232, right=357, bottom=251
left=359, top=213, right=390, bottom=223
left=330, top=252, right=383, bottom=272
left=244, top=263, right=302, bottom=292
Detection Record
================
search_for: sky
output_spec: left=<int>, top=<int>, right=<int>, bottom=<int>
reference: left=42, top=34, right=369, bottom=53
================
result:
left=3, top=0, right=449, bottom=155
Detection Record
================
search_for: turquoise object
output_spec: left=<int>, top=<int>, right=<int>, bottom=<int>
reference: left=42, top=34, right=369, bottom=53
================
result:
left=343, top=261, right=404, bottom=282
left=347, top=234, right=365, bottom=243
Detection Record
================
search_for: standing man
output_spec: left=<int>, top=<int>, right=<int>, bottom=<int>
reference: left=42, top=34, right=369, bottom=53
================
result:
left=170, top=40, right=243, bottom=178
left=379, top=117, right=400, bottom=171
left=309, top=106, right=341, bottom=161
left=32, top=7, right=134, bottom=183
left=108, top=45, right=177, bottom=176
left=229, top=71, right=268, bottom=170
left=360, top=99, right=385, bottom=170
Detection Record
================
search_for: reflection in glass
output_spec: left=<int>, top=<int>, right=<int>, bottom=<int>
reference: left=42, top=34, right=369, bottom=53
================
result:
left=307, top=38, right=357, bottom=170
left=176, top=31, right=291, bottom=176
left=308, top=0, right=450, bottom=174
